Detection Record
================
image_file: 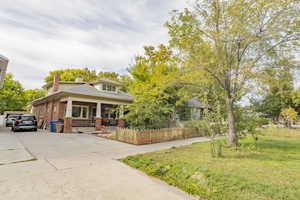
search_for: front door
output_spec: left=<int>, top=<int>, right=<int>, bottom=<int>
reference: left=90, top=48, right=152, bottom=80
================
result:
left=91, top=107, right=97, bottom=120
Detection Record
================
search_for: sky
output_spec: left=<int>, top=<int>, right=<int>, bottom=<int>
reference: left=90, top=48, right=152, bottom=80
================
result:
left=0, top=0, right=191, bottom=89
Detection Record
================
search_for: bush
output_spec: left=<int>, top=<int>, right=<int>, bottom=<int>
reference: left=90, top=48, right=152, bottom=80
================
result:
left=280, top=107, right=298, bottom=128
left=184, top=120, right=209, bottom=132
left=184, top=120, right=226, bottom=137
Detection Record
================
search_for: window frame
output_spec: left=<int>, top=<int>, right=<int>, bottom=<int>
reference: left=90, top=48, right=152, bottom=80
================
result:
left=71, top=105, right=89, bottom=119
left=102, top=84, right=116, bottom=92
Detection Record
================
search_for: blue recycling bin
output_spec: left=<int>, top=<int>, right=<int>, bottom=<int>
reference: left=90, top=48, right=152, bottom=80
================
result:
left=50, top=120, right=57, bottom=132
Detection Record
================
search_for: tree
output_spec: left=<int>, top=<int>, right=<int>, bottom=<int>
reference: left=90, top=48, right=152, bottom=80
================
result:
left=98, top=72, right=120, bottom=82
left=0, top=74, right=27, bottom=114
left=166, top=0, right=300, bottom=146
left=124, top=45, right=180, bottom=129
left=280, top=107, right=298, bottom=128
left=24, top=89, right=45, bottom=110
left=291, top=89, right=300, bottom=114
left=44, top=68, right=98, bottom=83
left=44, top=68, right=130, bottom=87
left=252, top=62, right=296, bottom=119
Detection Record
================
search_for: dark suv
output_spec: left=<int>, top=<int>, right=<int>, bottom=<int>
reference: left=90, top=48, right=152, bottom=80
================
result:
left=12, top=115, right=38, bottom=132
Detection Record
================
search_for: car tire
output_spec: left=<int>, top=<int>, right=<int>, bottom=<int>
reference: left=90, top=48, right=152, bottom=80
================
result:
left=33, top=128, right=37, bottom=132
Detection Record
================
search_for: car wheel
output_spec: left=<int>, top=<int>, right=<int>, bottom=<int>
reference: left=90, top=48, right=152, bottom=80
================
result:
left=33, top=128, right=37, bottom=132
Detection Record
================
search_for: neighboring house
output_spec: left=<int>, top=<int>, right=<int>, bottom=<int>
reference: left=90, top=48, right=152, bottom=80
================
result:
left=0, top=55, right=9, bottom=88
left=31, top=74, right=133, bottom=133
left=177, top=97, right=205, bottom=121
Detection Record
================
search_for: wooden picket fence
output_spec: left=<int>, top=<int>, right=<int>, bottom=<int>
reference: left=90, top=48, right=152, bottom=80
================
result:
left=114, top=127, right=205, bottom=145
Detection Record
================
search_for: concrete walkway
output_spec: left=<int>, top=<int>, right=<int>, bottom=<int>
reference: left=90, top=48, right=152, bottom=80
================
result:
left=0, top=125, right=209, bottom=200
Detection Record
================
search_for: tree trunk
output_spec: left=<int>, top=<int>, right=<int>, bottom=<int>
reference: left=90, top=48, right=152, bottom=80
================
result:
left=226, top=95, right=238, bottom=146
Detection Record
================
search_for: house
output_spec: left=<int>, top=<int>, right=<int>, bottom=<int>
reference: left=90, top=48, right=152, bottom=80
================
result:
left=31, top=74, right=133, bottom=133
left=0, top=55, right=9, bottom=88
left=177, top=97, right=205, bottom=121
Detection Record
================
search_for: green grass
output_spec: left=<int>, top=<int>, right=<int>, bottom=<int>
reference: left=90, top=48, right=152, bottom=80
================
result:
left=121, top=128, right=300, bottom=200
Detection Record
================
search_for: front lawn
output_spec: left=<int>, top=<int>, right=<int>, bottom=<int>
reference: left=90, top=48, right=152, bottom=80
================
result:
left=122, top=128, right=300, bottom=200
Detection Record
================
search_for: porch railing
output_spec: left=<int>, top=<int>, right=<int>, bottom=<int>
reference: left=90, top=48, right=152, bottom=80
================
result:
left=72, top=119, right=95, bottom=127
left=71, top=119, right=120, bottom=127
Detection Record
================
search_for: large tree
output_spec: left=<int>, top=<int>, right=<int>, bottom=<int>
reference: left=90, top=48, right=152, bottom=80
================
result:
left=167, top=0, right=300, bottom=145
left=251, top=59, right=297, bottom=119
left=44, top=68, right=130, bottom=87
left=0, top=74, right=46, bottom=114
left=24, top=89, right=45, bottom=110
left=0, top=74, right=27, bottom=113
left=44, top=68, right=98, bottom=83
left=124, top=45, right=180, bottom=129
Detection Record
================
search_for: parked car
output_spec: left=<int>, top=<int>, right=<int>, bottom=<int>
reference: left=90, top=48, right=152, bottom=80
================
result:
left=12, top=114, right=37, bottom=132
left=5, top=114, right=22, bottom=127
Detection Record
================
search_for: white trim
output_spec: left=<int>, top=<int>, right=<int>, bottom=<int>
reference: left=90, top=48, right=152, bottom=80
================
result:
left=72, top=105, right=89, bottom=119
left=65, top=99, right=72, bottom=117
left=60, top=97, right=130, bottom=105
left=96, top=102, right=101, bottom=118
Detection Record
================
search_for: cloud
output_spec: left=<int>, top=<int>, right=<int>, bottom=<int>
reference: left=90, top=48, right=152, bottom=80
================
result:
left=0, top=0, right=190, bottom=89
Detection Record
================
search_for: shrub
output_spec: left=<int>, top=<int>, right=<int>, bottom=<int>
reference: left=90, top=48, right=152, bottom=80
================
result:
left=280, top=107, right=298, bottom=128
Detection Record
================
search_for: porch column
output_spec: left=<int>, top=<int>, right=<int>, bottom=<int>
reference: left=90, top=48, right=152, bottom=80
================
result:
left=95, top=102, right=102, bottom=131
left=64, top=99, right=73, bottom=133
left=118, top=105, right=125, bottom=128
left=30, top=106, right=34, bottom=114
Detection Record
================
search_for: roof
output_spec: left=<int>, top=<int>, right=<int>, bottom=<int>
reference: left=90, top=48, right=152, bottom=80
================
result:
left=92, top=78, right=122, bottom=86
left=33, top=84, right=133, bottom=105
left=62, top=84, right=133, bottom=101
left=186, top=98, right=205, bottom=108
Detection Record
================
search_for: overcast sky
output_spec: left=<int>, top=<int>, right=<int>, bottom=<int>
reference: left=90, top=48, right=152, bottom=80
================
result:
left=0, top=0, right=190, bottom=89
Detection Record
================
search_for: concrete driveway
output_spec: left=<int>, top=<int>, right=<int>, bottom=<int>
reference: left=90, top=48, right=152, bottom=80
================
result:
left=0, top=124, right=209, bottom=200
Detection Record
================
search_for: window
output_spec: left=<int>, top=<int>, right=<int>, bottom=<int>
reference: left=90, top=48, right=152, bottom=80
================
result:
left=21, top=116, right=36, bottom=121
left=72, top=105, right=89, bottom=119
left=102, top=84, right=116, bottom=92
left=72, top=106, right=81, bottom=118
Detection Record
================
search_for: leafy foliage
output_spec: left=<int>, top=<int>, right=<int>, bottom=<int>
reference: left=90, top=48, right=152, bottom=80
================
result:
left=123, top=45, right=180, bottom=129
left=0, top=74, right=46, bottom=114
left=251, top=59, right=298, bottom=119
left=280, top=107, right=298, bottom=128
left=24, top=89, right=45, bottom=110
left=44, top=68, right=128, bottom=83
left=98, top=72, right=119, bottom=82
left=44, top=68, right=98, bottom=83
left=0, top=74, right=26, bottom=113
left=166, top=0, right=300, bottom=145
left=24, top=89, right=45, bottom=103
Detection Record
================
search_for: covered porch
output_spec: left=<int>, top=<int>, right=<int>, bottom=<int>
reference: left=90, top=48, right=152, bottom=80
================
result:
left=62, top=97, right=126, bottom=133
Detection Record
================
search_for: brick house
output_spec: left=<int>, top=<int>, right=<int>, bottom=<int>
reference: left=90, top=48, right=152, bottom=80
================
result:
left=31, top=74, right=133, bottom=133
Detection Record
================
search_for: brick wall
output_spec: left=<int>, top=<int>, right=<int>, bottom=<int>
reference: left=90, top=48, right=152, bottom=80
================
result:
left=33, top=100, right=66, bottom=128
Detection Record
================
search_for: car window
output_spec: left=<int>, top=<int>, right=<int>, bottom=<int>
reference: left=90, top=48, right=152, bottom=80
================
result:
left=8, top=115, right=19, bottom=119
left=21, top=116, right=36, bottom=121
